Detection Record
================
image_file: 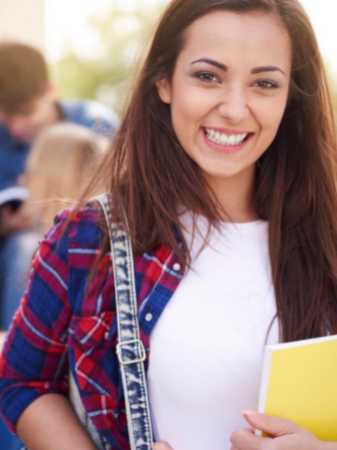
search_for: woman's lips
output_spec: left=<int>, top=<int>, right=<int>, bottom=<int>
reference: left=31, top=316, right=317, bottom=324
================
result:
left=201, top=127, right=254, bottom=154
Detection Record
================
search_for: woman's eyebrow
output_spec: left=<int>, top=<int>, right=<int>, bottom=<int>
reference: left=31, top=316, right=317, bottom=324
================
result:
left=190, top=58, right=228, bottom=71
left=251, top=66, right=285, bottom=76
left=190, top=59, right=285, bottom=77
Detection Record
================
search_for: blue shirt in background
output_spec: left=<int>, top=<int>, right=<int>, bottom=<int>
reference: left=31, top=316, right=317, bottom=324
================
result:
left=0, top=99, right=119, bottom=191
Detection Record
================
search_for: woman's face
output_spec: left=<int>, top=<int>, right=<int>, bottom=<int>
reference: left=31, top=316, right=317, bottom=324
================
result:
left=157, top=11, right=292, bottom=185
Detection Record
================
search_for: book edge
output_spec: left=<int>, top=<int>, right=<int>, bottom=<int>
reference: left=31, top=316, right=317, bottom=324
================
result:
left=266, top=333, right=337, bottom=352
left=255, top=346, right=273, bottom=436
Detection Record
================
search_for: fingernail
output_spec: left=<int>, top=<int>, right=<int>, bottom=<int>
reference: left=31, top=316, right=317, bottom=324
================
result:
left=240, top=409, right=260, bottom=419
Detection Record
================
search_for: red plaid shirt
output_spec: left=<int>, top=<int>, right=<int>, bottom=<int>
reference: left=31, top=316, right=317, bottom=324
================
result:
left=0, top=204, right=184, bottom=449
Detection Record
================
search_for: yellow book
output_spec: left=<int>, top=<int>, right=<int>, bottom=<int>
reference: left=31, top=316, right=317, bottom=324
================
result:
left=257, top=334, right=337, bottom=441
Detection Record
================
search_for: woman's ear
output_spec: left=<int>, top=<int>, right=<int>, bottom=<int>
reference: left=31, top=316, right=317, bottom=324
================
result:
left=156, top=78, right=172, bottom=104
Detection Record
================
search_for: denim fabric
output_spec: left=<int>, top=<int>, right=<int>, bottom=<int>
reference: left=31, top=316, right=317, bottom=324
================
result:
left=0, top=230, right=39, bottom=330
left=58, top=100, right=119, bottom=140
left=0, top=133, right=29, bottom=191
left=97, top=194, right=153, bottom=450
left=0, top=415, right=22, bottom=450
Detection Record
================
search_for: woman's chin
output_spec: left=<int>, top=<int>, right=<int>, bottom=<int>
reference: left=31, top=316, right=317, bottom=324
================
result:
left=199, top=165, right=245, bottom=181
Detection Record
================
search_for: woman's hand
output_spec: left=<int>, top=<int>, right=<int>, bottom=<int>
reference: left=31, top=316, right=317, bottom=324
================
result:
left=230, top=409, right=331, bottom=450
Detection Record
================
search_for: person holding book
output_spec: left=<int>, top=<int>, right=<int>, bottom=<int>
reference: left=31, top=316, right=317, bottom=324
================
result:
left=0, top=0, right=337, bottom=449
left=0, top=42, right=119, bottom=330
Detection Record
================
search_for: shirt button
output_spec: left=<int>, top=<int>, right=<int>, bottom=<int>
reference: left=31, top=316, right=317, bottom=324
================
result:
left=145, top=313, right=153, bottom=322
left=173, top=262, right=181, bottom=272
left=104, top=332, right=109, bottom=340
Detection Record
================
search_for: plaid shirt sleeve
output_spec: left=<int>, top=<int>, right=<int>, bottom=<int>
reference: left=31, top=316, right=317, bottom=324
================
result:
left=0, top=208, right=72, bottom=433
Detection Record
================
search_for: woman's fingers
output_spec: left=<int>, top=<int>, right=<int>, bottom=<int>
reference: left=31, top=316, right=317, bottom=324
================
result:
left=241, top=427, right=255, bottom=434
left=153, top=441, right=174, bottom=450
left=241, top=409, right=298, bottom=437
left=231, top=428, right=268, bottom=450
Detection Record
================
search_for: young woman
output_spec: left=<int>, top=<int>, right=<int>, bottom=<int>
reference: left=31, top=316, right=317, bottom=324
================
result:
left=1, top=0, right=337, bottom=449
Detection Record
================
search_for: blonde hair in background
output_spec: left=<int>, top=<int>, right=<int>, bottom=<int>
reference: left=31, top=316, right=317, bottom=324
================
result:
left=25, top=122, right=109, bottom=234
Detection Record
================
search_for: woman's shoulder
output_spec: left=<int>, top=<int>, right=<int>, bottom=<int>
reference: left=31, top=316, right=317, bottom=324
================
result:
left=47, top=201, right=103, bottom=250
left=52, top=201, right=101, bottom=228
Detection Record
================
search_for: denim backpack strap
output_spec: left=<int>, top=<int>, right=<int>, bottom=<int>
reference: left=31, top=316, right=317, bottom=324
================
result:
left=95, top=193, right=154, bottom=450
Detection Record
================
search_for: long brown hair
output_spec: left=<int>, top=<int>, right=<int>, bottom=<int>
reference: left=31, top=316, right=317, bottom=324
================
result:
left=78, top=0, right=337, bottom=342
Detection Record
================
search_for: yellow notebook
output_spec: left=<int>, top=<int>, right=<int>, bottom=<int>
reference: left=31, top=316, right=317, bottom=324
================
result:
left=257, top=334, right=337, bottom=441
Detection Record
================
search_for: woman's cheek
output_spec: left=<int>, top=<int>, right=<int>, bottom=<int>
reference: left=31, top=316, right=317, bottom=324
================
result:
left=171, top=94, right=204, bottom=145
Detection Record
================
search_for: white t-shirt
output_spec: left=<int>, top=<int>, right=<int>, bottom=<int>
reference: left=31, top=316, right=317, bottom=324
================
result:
left=147, top=212, right=279, bottom=450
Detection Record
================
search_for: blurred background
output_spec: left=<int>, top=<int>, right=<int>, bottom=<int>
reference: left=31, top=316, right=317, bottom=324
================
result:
left=0, top=0, right=336, bottom=116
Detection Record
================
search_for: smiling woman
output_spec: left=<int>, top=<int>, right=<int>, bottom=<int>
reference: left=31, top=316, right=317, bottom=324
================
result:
left=1, top=1, right=337, bottom=450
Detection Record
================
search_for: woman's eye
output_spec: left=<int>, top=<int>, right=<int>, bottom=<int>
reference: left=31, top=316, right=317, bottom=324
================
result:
left=255, top=80, right=278, bottom=89
left=195, top=72, right=219, bottom=83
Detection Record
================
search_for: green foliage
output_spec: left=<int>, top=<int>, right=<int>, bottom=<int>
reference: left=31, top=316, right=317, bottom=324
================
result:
left=53, top=1, right=167, bottom=115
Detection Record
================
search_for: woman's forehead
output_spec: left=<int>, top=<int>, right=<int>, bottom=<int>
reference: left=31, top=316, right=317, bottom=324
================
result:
left=181, top=11, right=291, bottom=68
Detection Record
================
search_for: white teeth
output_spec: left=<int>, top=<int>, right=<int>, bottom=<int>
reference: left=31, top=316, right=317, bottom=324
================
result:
left=228, top=135, right=236, bottom=145
left=205, top=128, right=248, bottom=146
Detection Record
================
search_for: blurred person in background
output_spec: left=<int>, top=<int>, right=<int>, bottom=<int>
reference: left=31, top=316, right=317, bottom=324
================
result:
left=0, top=122, right=108, bottom=450
left=25, top=122, right=109, bottom=236
left=0, top=42, right=119, bottom=331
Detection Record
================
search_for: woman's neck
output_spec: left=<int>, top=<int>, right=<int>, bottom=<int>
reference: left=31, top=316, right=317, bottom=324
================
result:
left=202, top=164, right=258, bottom=223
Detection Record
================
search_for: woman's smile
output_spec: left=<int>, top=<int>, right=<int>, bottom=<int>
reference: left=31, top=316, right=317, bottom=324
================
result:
left=201, top=126, right=254, bottom=154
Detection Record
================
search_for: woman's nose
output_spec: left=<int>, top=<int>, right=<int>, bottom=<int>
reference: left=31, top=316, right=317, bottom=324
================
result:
left=217, top=85, right=249, bottom=124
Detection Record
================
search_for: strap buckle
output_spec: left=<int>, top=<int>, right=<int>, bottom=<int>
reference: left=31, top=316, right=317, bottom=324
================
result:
left=116, top=339, right=146, bottom=366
